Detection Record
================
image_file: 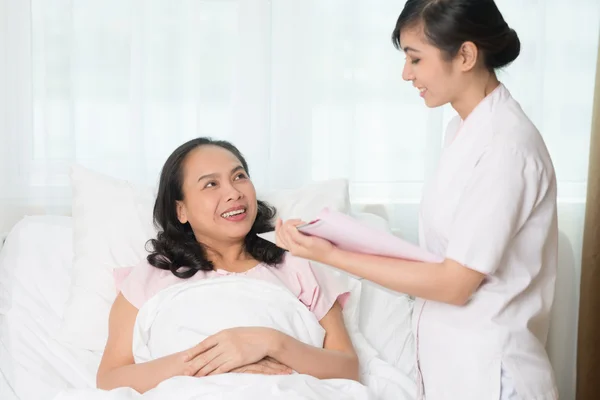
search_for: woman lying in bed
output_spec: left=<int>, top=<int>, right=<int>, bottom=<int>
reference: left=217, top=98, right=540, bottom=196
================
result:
left=96, top=138, right=358, bottom=393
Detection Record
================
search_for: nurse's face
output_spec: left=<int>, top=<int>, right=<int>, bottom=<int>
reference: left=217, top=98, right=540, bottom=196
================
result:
left=399, top=26, right=464, bottom=108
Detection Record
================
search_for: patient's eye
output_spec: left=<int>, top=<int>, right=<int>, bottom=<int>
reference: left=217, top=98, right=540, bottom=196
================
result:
left=234, top=172, right=248, bottom=180
left=204, top=181, right=217, bottom=188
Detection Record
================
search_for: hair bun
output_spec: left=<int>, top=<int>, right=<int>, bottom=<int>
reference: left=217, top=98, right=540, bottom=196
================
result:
left=487, top=28, right=521, bottom=69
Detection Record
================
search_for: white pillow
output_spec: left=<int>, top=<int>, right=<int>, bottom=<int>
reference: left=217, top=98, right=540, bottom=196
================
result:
left=59, top=164, right=351, bottom=352
left=359, top=282, right=415, bottom=378
left=261, top=180, right=350, bottom=221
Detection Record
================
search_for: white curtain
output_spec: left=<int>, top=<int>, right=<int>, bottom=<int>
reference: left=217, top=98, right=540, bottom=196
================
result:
left=1, top=1, right=599, bottom=397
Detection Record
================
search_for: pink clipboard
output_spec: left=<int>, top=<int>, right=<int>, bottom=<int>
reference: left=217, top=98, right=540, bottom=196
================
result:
left=261, top=208, right=443, bottom=263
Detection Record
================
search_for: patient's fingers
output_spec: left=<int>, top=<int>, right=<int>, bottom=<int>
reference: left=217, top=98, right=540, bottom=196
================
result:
left=194, top=353, right=228, bottom=377
left=234, top=366, right=289, bottom=375
left=229, top=359, right=292, bottom=375
left=207, top=360, right=239, bottom=376
left=186, top=346, right=221, bottom=376
left=259, top=358, right=292, bottom=373
left=185, top=336, right=218, bottom=361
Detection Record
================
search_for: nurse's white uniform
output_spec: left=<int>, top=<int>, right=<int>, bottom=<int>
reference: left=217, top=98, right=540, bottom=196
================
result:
left=414, top=84, right=559, bottom=400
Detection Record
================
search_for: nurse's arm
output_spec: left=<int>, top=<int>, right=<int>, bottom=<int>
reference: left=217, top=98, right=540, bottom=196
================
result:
left=324, top=249, right=485, bottom=306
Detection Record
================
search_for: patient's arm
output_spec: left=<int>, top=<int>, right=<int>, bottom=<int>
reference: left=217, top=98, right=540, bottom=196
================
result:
left=96, top=293, right=189, bottom=393
left=268, top=300, right=359, bottom=381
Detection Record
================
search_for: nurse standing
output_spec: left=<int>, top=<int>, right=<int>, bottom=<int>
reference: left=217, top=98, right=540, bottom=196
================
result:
left=275, top=1, right=558, bottom=399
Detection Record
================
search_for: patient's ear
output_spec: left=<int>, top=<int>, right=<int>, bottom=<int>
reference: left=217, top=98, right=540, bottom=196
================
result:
left=176, top=201, right=188, bottom=224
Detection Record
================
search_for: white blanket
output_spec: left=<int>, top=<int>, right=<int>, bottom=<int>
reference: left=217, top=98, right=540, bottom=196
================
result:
left=53, top=276, right=380, bottom=400
left=133, top=276, right=327, bottom=363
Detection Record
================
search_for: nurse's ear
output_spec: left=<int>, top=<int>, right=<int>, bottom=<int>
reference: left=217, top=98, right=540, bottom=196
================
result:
left=456, top=41, right=479, bottom=72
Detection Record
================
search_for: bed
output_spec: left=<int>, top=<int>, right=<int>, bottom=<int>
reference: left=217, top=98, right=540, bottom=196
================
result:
left=0, top=166, right=419, bottom=400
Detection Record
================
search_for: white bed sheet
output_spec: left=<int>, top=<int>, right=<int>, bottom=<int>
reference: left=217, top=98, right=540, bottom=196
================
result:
left=0, top=305, right=101, bottom=399
left=0, top=354, right=18, bottom=400
left=0, top=216, right=102, bottom=400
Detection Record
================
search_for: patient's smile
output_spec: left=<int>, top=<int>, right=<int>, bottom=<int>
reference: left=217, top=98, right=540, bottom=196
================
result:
left=221, top=207, right=247, bottom=221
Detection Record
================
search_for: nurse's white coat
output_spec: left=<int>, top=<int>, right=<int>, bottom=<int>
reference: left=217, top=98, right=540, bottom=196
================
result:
left=414, top=83, right=558, bottom=400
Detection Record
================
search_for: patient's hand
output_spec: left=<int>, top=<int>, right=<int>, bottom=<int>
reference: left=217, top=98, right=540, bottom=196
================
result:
left=230, top=357, right=292, bottom=375
left=183, top=327, right=277, bottom=377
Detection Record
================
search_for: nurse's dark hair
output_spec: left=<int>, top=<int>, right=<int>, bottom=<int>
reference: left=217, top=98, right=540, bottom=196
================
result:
left=392, top=0, right=520, bottom=70
left=146, top=137, right=286, bottom=279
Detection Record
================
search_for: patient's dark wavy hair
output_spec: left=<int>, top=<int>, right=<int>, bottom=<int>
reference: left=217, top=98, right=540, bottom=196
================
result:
left=146, top=137, right=286, bottom=278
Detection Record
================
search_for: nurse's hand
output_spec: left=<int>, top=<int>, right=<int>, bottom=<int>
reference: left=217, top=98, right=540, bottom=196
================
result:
left=275, top=219, right=335, bottom=264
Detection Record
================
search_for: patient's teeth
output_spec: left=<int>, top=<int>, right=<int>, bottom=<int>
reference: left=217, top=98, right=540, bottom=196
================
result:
left=222, top=209, right=246, bottom=218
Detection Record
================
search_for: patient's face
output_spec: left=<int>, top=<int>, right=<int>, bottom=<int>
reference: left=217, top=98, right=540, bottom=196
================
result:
left=176, top=145, right=258, bottom=245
